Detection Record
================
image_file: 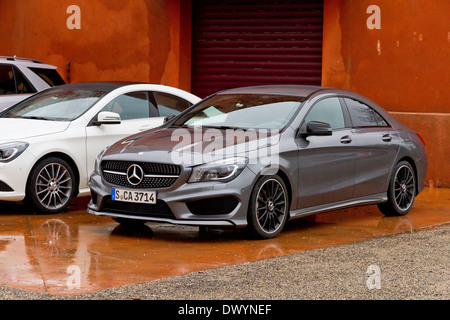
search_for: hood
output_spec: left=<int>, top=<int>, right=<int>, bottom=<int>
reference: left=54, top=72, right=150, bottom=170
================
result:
left=103, top=126, right=281, bottom=167
left=0, top=118, right=70, bottom=141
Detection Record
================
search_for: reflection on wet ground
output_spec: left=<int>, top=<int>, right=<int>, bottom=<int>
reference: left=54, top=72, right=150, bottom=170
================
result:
left=0, top=187, right=448, bottom=295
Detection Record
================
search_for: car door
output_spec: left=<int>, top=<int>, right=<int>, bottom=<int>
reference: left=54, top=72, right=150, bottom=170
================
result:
left=85, top=91, right=163, bottom=178
left=296, top=97, right=357, bottom=209
left=343, top=98, right=400, bottom=198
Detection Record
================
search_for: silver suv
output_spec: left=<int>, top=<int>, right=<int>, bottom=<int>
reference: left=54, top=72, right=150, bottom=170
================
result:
left=0, top=56, right=65, bottom=111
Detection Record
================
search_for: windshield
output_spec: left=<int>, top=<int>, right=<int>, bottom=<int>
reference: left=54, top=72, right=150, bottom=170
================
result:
left=172, top=94, right=304, bottom=130
left=0, top=87, right=107, bottom=121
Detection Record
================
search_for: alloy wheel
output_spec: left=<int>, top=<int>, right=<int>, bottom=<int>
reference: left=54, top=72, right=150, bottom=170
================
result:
left=393, top=165, right=415, bottom=211
left=35, top=162, right=73, bottom=211
left=255, top=178, right=287, bottom=234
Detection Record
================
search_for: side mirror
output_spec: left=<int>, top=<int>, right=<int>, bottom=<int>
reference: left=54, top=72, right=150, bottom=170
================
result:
left=94, top=111, right=121, bottom=125
left=164, top=114, right=176, bottom=123
left=300, top=121, right=332, bottom=137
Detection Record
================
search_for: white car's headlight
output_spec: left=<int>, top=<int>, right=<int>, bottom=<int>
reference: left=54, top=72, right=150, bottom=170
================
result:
left=188, top=157, right=248, bottom=183
left=0, top=142, right=29, bottom=163
left=94, top=146, right=109, bottom=174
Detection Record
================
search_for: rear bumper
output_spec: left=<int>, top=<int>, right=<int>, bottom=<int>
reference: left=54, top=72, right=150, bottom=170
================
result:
left=416, top=152, right=428, bottom=194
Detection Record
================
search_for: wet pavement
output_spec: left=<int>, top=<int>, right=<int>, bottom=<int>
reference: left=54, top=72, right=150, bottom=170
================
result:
left=0, top=187, right=449, bottom=295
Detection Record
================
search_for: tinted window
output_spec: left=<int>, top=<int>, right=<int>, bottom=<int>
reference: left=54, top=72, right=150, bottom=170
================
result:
left=154, top=92, right=191, bottom=117
left=14, top=67, right=35, bottom=94
left=345, top=98, right=388, bottom=127
left=304, top=97, right=345, bottom=130
left=29, top=67, right=65, bottom=86
left=0, top=65, right=16, bottom=95
left=101, top=92, right=157, bottom=121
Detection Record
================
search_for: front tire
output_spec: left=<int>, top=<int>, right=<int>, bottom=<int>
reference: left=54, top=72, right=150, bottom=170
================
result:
left=26, top=157, right=76, bottom=214
left=247, top=175, right=289, bottom=239
left=378, top=161, right=416, bottom=216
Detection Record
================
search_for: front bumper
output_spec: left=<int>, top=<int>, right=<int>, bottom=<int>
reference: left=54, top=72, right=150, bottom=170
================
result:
left=0, top=150, right=36, bottom=202
left=87, top=166, right=257, bottom=227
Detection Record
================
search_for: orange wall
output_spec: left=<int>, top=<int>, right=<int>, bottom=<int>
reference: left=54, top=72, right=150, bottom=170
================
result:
left=322, top=0, right=450, bottom=113
left=0, top=0, right=192, bottom=91
left=322, top=0, right=450, bottom=187
left=0, top=0, right=448, bottom=186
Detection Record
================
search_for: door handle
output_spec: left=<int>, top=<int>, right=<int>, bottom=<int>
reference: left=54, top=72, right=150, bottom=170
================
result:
left=340, top=136, right=352, bottom=144
left=382, top=134, right=392, bottom=142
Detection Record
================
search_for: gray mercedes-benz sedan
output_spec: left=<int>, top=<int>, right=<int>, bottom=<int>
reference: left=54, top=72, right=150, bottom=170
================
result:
left=87, top=86, right=428, bottom=239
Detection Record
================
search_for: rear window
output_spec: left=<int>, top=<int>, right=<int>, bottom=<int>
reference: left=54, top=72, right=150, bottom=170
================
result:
left=153, top=92, right=192, bottom=117
left=344, top=98, right=389, bottom=127
left=29, top=67, right=65, bottom=86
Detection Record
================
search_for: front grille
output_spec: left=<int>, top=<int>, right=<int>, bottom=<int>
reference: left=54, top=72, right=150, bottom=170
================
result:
left=101, top=160, right=181, bottom=189
left=102, top=197, right=175, bottom=219
left=103, top=161, right=182, bottom=175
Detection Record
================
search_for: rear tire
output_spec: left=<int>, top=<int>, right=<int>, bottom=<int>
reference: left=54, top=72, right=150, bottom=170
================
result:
left=378, top=161, right=416, bottom=216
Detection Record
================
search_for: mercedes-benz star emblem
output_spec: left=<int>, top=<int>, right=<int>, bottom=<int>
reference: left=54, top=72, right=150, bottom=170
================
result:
left=126, top=164, right=144, bottom=186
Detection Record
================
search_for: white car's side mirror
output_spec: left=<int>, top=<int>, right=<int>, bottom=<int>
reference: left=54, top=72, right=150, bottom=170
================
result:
left=94, top=111, right=121, bottom=125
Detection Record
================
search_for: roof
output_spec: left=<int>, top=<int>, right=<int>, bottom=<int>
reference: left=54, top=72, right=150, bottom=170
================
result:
left=52, top=81, right=150, bottom=92
left=0, top=56, right=56, bottom=69
left=215, top=85, right=328, bottom=98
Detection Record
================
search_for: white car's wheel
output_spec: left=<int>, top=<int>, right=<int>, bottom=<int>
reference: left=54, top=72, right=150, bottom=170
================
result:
left=26, top=157, right=76, bottom=214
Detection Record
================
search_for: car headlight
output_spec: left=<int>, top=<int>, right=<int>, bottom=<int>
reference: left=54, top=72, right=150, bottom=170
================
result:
left=94, top=146, right=109, bottom=174
left=0, top=142, right=29, bottom=163
left=188, top=157, right=248, bottom=183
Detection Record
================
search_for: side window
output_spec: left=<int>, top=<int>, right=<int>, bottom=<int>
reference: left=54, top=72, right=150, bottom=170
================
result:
left=304, top=97, right=345, bottom=130
left=29, top=67, right=65, bottom=86
left=101, top=91, right=157, bottom=121
left=0, top=65, right=16, bottom=95
left=153, top=92, right=192, bottom=117
left=14, top=67, right=34, bottom=94
left=344, top=98, right=388, bottom=127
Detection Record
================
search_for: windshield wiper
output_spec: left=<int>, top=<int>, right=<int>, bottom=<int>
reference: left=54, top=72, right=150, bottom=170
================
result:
left=169, top=124, right=251, bottom=131
left=169, top=124, right=190, bottom=128
left=200, top=125, right=250, bottom=131
left=20, top=116, right=52, bottom=121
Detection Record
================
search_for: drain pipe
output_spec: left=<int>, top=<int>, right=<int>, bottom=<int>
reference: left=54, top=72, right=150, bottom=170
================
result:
left=66, top=62, right=71, bottom=84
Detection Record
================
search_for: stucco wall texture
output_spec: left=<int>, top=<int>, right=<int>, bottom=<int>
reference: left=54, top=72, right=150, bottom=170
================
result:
left=0, top=0, right=448, bottom=186
left=322, top=0, right=450, bottom=187
left=0, top=0, right=191, bottom=90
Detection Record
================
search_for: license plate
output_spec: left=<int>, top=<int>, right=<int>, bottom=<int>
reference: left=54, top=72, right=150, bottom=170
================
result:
left=112, top=188, right=156, bottom=204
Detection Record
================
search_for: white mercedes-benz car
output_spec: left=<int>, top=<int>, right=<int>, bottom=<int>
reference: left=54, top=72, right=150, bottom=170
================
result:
left=0, top=82, right=200, bottom=214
